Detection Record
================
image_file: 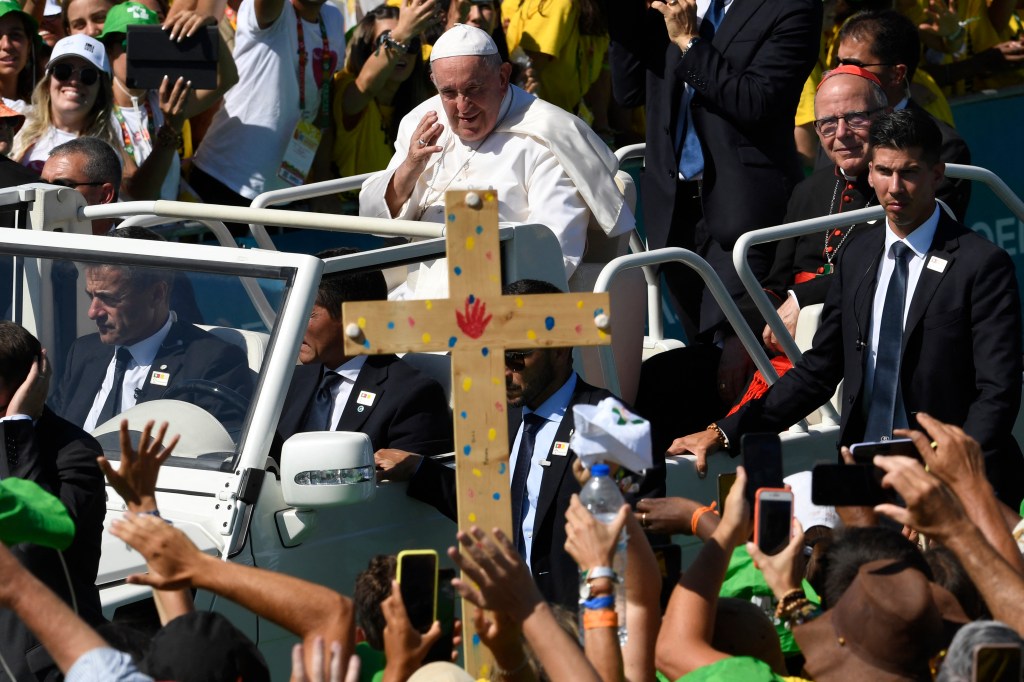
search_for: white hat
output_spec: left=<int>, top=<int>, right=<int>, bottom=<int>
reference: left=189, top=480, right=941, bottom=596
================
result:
left=430, top=23, right=498, bottom=62
left=48, top=34, right=111, bottom=76
left=570, top=397, right=653, bottom=473
left=43, top=0, right=61, bottom=17
left=784, top=471, right=840, bottom=530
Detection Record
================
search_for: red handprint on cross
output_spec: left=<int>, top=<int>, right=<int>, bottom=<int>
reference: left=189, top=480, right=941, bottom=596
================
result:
left=456, top=295, right=492, bottom=339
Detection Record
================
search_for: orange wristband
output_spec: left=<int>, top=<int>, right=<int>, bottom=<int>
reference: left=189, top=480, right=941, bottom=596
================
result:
left=691, top=501, right=719, bottom=535
left=582, top=608, right=618, bottom=630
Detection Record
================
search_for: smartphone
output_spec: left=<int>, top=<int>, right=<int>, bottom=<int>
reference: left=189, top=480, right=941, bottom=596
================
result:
left=973, top=643, right=1022, bottom=682
left=126, top=24, right=219, bottom=90
left=717, top=472, right=737, bottom=514
left=754, top=489, right=793, bottom=555
left=849, top=438, right=920, bottom=464
left=423, top=568, right=456, bottom=664
left=742, top=433, right=784, bottom=507
left=396, top=550, right=438, bottom=633
left=811, top=463, right=892, bottom=506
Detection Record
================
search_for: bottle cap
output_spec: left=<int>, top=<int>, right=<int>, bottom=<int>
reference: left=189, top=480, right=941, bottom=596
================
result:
left=591, top=463, right=610, bottom=477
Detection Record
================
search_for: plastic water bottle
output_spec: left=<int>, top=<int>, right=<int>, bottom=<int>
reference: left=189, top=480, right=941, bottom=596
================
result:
left=578, top=463, right=628, bottom=646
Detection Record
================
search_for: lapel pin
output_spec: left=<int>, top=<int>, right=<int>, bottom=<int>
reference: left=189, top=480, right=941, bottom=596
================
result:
left=927, top=256, right=948, bottom=273
left=356, top=390, right=376, bottom=407
left=150, top=370, right=170, bottom=386
left=357, top=405, right=365, bottom=413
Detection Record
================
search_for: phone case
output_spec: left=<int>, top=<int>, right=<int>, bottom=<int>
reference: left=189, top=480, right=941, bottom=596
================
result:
left=396, top=549, right=439, bottom=624
left=753, top=488, right=793, bottom=552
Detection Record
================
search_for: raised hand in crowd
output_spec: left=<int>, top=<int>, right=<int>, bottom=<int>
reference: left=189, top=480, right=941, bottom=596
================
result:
left=380, top=580, right=442, bottom=682
left=634, top=496, right=720, bottom=539
left=471, top=606, right=536, bottom=682
left=111, top=513, right=355, bottom=679
left=162, top=7, right=219, bottom=41
left=290, top=637, right=358, bottom=682
left=874, top=455, right=1024, bottom=635
left=746, top=518, right=806, bottom=601
left=450, top=527, right=603, bottom=682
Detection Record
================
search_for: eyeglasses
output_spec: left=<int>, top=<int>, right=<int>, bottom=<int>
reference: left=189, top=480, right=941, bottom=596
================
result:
left=49, top=62, right=100, bottom=86
left=813, top=107, right=884, bottom=137
left=504, top=349, right=537, bottom=369
left=47, top=179, right=105, bottom=189
left=836, top=58, right=894, bottom=69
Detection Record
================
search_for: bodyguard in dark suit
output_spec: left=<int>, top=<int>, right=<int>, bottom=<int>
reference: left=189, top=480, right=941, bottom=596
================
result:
left=0, top=323, right=106, bottom=680
left=50, top=262, right=254, bottom=432
left=831, top=9, right=972, bottom=221
left=604, top=0, right=821, bottom=335
left=670, top=109, right=1024, bottom=506
left=274, top=248, right=452, bottom=458
left=379, top=280, right=665, bottom=609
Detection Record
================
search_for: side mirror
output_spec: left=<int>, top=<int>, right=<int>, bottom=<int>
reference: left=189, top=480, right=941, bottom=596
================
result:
left=280, top=432, right=375, bottom=509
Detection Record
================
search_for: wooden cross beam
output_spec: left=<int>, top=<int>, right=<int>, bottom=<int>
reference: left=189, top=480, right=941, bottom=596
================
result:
left=342, top=189, right=612, bottom=676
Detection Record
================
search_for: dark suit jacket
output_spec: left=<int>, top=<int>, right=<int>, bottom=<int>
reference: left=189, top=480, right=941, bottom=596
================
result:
left=407, top=377, right=666, bottom=609
left=50, top=320, right=255, bottom=430
left=720, top=210, right=1024, bottom=504
left=605, top=0, right=821, bottom=330
left=277, top=355, right=453, bottom=457
left=0, top=408, right=106, bottom=679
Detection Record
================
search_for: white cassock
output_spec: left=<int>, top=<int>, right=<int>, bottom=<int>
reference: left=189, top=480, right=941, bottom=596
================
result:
left=360, top=85, right=634, bottom=299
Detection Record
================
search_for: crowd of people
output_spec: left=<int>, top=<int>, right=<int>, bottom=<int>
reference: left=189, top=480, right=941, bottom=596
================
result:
left=2, top=0, right=1024, bottom=680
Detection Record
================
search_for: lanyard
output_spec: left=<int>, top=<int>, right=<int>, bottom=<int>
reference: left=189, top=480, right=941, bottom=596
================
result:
left=112, top=98, right=155, bottom=159
left=295, top=5, right=332, bottom=128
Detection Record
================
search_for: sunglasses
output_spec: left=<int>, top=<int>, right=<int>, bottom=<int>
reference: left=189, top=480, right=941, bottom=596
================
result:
left=47, top=179, right=105, bottom=189
left=504, top=349, right=537, bottom=369
left=49, top=63, right=100, bottom=86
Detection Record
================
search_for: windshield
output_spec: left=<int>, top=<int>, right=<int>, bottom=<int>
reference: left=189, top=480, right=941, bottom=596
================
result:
left=2, top=251, right=293, bottom=473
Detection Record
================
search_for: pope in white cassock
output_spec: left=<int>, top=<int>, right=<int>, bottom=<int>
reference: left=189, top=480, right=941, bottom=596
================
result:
left=359, top=23, right=634, bottom=299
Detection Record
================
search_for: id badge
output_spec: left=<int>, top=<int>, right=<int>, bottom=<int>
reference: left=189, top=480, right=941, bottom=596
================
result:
left=277, top=119, right=322, bottom=187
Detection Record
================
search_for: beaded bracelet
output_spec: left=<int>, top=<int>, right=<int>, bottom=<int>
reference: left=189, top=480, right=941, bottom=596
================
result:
left=493, top=657, right=530, bottom=678
left=772, top=588, right=805, bottom=620
left=582, top=608, right=618, bottom=630
left=583, top=595, right=615, bottom=610
left=691, top=500, right=719, bottom=535
left=780, top=601, right=821, bottom=629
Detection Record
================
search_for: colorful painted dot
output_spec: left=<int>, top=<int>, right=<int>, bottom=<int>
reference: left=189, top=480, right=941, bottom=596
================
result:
left=363, top=340, right=370, bottom=349
left=463, top=445, right=472, bottom=455
left=468, top=294, right=476, bottom=303
left=499, top=462, right=507, bottom=474
left=463, top=377, right=473, bottom=391
left=468, top=512, right=477, bottom=522
left=454, top=266, right=462, bottom=276
left=425, top=300, right=433, bottom=310
left=485, top=251, right=493, bottom=261
left=594, top=308, right=605, bottom=316
left=472, top=634, right=481, bottom=647
left=460, top=410, right=468, bottom=419
left=448, top=213, right=456, bottom=222
left=481, top=347, right=489, bottom=357
left=357, top=316, right=366, bottom=328
left=495, top=401, right=505, bottom=413
left=527, top=330, right=537, bottom=340
left=472, top=468, right=482, bottom=478
left=467, top=489, right=475, bottom=498
left=577, top=300, right=584, bottom=308
left=491, top=377, right=501, bottom=385
left=545, top=316, right=555, bottom=330
left=448, top=336, right=458, bottom=348
left=422, top=333, right=431, bottom=343
left=476, top=225, right=483, bottom=234
left=515, top=297, right=524, bottom=308
left=575, top=324, right=583, bottom=334
left=407, top=317, right=415, bottom=327
left=387, top=321, right=395, bottom=330
left=466, top=236, right=475, bottom=250
left=488, top=428, right=497, bottom=441
left=492, top=492, right=501, bottom=500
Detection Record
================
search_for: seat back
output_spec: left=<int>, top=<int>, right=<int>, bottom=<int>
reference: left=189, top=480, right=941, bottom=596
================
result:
left=198, top=325, right=270, bottom=373
left=790, top=304, right=842, bottom=425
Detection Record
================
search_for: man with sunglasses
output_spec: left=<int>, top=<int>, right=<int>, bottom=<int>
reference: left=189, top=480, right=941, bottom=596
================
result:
left=379, top=279, right=665, bottom=610
left=40, top=136, right=121, bottom=234
left=830, top=9, right=971, bottom=220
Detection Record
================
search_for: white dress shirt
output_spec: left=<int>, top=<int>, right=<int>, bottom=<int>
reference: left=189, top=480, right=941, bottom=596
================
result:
left=865, top=205, right=941, bottom=395
left=509, top=373, right=576, bottom=569
left=325, top=355, right=368, bottom=430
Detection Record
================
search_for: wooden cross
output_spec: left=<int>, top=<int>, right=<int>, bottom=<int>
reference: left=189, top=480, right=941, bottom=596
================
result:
left=342, top=189, right=612, bottom=675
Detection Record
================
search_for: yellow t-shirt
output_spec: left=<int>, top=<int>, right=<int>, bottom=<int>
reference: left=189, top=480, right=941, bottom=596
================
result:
left=505, top=0, right=607, bottom=113
left=331, top=69, right=396, bottom=178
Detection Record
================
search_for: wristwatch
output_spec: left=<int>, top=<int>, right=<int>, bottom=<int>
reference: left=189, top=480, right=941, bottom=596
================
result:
left=680, top=35, right=701, bottom=58
left=579, top=566, right=618, bottom=600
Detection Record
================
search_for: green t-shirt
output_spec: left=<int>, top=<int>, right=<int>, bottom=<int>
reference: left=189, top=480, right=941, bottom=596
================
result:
left=355, top=641, right=386, bottom=682
left=658, top=656, right=802, bottom=682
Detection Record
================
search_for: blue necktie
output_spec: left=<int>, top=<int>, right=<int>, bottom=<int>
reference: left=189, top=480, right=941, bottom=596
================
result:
left=98, top=347, right=132, bottom=423
left=510, top=413, right=546, bottom=557
left=303, top=371, right=341, bottom=431
left=676, top=0, right=725, bottom=178
left=865, top=242, right=912, bottom=441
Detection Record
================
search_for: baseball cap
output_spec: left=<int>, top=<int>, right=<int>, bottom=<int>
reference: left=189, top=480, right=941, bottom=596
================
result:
left=47, top=34, right=111, bottom=75
left=43, top=0, right=61, bottom=17
left=98, top=2, right=159, bottom=42
left=0, top=0, right=37, bottom=33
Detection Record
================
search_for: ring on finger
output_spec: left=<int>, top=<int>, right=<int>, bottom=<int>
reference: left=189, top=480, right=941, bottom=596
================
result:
left=641, top=512, right=649, bottom=528
left=417, top=138, right=427, bottom=147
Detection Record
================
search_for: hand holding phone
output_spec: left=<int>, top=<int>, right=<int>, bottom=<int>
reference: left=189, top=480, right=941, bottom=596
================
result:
left=753, top=488, right=793, bottom=555
left=396, top=549, right=438, bottom=633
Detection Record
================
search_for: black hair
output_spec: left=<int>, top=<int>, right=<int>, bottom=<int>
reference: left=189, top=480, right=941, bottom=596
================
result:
left=816, top=526, right=932, bottom=609
left=0, top=321, right=40, bottom=389
left=502, top=278, right=565, bottom=296
left=924, top=546, right=988, bottom=620
left=840, top=10, right=921, bottom=81
left=315, top=247, right=387, bottom=318
left=353, top=554, right=397, bottom=650
left=50, top=135, right=123, bottom=194
left=868, top=108, right=943, bottom=166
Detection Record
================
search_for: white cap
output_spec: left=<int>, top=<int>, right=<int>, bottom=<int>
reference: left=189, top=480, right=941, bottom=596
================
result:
left=570, top=397, right=653, bottom=473
left=784, top=471, right=840, bottom=530
left=48, top=34, right=111, bottom=76
left=429, top=23, right=498, bottom=62
left=43, top=0, right=61, bottom=17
